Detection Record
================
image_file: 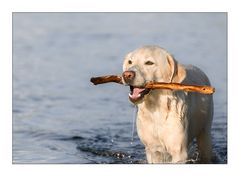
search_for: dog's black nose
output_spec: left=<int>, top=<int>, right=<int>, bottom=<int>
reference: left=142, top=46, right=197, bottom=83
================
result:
left=122, top=71, right=135, bottom=83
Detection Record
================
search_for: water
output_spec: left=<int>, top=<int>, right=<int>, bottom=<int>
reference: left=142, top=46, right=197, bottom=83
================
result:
left=13, top=13, right=227, bottom=164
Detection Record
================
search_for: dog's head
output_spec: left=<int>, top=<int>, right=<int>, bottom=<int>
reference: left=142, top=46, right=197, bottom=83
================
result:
left=122, top=45, right=177, bottom=104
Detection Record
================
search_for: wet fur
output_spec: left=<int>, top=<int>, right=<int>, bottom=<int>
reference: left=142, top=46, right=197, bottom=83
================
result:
left=122, top=45, right=213, bottom=163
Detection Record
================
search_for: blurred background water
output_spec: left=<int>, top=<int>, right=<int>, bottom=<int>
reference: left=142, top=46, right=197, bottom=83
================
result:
left=13, top=13, right=227, bottom=163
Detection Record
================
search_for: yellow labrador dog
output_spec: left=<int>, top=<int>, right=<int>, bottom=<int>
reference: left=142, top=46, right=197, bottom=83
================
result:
left=122, top=45, right=213, bottom=163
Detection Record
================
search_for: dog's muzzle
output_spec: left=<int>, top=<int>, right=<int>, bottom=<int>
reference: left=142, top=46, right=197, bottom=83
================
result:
left=122, top=71, right=151, bottom=104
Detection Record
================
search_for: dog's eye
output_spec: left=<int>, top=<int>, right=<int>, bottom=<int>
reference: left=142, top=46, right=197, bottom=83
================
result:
left=145, top=61, right=154, bottom=65
left=128, top=60, right=132, bottom=64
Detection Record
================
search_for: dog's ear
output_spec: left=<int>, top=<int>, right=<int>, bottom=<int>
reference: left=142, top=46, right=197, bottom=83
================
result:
left=166, top=54, right=177, bottom=82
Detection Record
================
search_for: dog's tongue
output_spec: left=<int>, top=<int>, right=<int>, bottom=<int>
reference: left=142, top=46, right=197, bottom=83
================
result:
left=131, top=87, right=145, bottom=99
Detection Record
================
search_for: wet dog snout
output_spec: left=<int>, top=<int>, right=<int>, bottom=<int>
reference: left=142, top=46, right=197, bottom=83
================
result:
left=122, top=71, right=135, bottom=83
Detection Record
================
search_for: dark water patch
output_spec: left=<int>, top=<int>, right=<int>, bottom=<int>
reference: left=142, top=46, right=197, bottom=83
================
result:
left=77, top=146, right=131, bottom=159
left=212, top=143, right=227, bottom=163
left=58, top=135, right=85, bottom=141
left=57, top=127, right=146, bottom=164
left=94, top=134, right=109, bottom=143
left=76, top=145, right=145, bottom=164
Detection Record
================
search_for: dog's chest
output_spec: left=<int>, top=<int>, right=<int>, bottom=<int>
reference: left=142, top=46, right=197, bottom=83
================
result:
left=136, top=93, right=188, bottom=147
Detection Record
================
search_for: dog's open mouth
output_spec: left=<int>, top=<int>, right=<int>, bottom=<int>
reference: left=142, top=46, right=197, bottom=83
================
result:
left=128, top=86, right=151, bottom=103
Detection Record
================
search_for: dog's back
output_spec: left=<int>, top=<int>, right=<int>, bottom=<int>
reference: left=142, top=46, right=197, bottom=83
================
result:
left=183, top=65, right=214, bottom=161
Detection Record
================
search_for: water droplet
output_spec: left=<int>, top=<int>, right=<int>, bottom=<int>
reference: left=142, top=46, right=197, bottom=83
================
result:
left=130, top=106, right=138, bottom=144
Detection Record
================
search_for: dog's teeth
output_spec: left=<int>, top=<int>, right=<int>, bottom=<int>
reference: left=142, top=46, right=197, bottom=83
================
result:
left=138, top=94, right=141, bottom=97
left=129, top=93, right=133, bottom=98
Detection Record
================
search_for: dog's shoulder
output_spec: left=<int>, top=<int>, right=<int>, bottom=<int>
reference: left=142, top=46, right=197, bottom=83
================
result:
left=181, top=65, right=211, bottom=86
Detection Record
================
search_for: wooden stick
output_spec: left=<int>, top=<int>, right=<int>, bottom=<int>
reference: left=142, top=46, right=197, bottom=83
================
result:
left=145, top=82, right=215, bottom=94
left=90, top=75, right=122, bottom=85
left=90, top=75, right=215, bottom=94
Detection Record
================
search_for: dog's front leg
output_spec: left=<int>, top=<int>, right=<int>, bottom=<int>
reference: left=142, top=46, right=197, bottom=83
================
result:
left=165, top=131, right=188, bottom=163
left=170, top=150, right=188, bottom=163
left=145, top=148, right=154, bottom=163
left=145, top=148, right=162, bottom=163
left=145, top=147, right=172, bottom=163
left=167, top=141, right=188, bottom=163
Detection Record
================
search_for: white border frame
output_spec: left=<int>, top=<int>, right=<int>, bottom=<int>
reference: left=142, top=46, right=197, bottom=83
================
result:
left=1, top=1, right=239, bottom=177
